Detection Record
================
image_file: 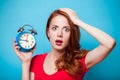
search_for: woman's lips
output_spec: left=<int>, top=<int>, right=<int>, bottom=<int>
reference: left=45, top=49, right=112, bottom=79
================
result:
left=55, top=40, right=63, bottom=46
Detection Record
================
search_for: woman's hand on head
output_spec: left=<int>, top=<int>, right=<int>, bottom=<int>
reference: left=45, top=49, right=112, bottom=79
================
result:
left=59, top=8, right=80, bottom=25
left=13, top=39, right=36, bottom=63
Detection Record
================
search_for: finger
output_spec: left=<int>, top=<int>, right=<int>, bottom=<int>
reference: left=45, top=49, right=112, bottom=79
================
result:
left=59, top=8, right=75, bottom=14
left=13, top=42, right=19, bottom=50
left=13, top=39, right=18, bottom=47
left=13, top=42, right=20, bottom=52
left=13, top=42, right=18, bottom=47
left=59, top=8, right=72, bottom=11
left=14, top=46, right=20, bottom=55
left=13, top=38, right=17, bottom=43
left=14, top=46, right=20, bottom=50
left=59, top=8, right=67, bottom=12
left=59, top=8, right=70, bottom=10
left=13, top=39, right=28, bottom=62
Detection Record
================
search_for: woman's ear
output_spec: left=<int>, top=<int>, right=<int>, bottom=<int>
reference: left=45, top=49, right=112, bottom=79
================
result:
left=47, top=29, right=50, bottom=39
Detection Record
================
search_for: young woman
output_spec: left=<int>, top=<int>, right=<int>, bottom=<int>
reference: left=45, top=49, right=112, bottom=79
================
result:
left=13, top=8, right=116, bottom=80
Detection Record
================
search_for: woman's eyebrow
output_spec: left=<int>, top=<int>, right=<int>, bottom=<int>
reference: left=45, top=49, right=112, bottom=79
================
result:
left=51, top=25, right=70, bottom=29
left=52, top=25, right=59, bottom=27
left=63, top=26, right=70, bottom=28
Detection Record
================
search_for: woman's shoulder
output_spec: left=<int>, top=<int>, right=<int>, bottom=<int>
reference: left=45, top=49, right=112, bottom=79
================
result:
left=31, top=53, right=48, bottom=62
left=33, top=53, right=48, bottom=58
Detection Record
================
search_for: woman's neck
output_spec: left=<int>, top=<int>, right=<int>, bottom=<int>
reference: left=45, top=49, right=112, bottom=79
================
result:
left=49, top=48, right=65, bottom=60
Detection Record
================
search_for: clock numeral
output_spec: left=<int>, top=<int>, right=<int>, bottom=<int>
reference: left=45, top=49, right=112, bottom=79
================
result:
left=30, top=44, right=32, bottom=46
left=20, top=42, right=22, bottom=44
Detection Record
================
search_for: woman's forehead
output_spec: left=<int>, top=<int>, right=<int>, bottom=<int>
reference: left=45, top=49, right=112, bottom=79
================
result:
left=50, top=15, right=70, bottom=26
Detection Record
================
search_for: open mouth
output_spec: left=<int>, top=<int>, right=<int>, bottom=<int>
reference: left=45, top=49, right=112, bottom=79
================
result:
left=55, top=40, right=63, bottom=46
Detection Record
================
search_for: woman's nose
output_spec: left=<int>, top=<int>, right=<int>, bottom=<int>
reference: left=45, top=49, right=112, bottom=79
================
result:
left=57, top=30, right=63, bottom=37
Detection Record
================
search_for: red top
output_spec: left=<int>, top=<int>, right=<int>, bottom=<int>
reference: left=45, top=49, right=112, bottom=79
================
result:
left=30, top=53, right=89, bottom=80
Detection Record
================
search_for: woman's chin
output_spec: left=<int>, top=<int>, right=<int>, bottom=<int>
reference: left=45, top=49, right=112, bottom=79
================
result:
left=53, top=45, right=66, bottom=51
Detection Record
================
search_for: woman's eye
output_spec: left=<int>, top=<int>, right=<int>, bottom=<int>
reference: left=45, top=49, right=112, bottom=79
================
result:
left=64, top=27, right=70, bottom=32
left=51, top=27, right=57, bottom=31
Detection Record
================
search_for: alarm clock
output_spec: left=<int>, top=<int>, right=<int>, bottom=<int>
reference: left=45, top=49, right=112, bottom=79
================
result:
left=16, top=24, right=37, bottom=52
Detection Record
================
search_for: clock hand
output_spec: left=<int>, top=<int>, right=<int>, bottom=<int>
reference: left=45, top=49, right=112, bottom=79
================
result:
left=20, top=39, right=28, bottom=41
left=26, top=34, right=29, bottom=42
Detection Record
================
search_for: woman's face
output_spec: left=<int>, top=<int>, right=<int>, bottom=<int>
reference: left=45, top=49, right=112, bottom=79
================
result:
left=47, top=15, right=70, bottom=51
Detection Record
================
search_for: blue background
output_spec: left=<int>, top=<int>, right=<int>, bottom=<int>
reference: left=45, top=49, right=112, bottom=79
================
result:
left=0, top=0, right=120, bottom=80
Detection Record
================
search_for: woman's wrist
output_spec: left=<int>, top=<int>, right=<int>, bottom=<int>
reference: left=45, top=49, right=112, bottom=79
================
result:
left=22, top=61, right=31, bottom=80
left=75, top=19, right=84, bottom=27
left=22, top=61, right=31, bottom=67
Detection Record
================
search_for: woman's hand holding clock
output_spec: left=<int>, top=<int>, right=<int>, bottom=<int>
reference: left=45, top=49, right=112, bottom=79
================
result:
left=13, top=39, right=36, bottom=63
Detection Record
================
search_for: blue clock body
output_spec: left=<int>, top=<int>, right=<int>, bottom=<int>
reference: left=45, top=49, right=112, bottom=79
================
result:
left=16, top=24, right=37, bottom=52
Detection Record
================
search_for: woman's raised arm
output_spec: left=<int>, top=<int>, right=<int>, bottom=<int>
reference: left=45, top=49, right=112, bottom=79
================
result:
left=59, top=8, right=116, bottom=69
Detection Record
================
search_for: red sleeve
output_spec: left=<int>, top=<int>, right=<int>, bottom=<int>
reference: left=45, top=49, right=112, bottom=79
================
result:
left=30, top=54, right=42, bottom=73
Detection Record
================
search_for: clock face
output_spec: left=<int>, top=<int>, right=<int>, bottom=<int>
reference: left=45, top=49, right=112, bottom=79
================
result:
left=19, top=33, right=36, bottom=49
